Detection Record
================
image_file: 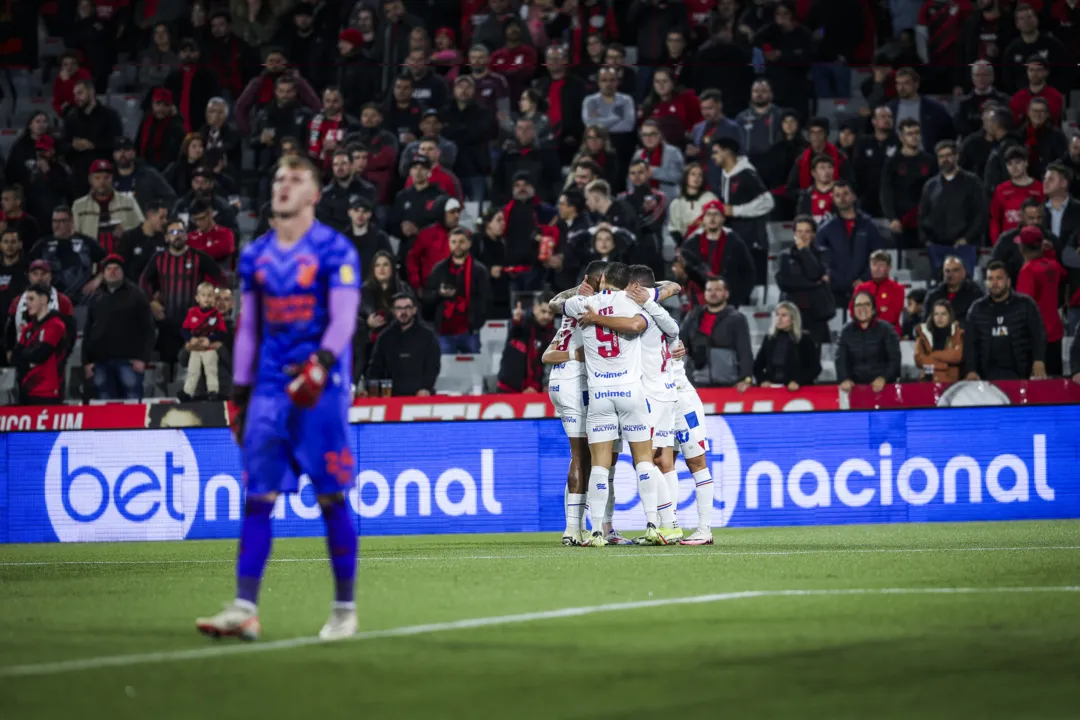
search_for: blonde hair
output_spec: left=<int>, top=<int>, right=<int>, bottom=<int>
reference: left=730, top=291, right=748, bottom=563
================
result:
left=276, top=154, right=320, bottom=179
left=771, top=301, right=803, bottom=339
left=196, top=282, right=216, bottom=295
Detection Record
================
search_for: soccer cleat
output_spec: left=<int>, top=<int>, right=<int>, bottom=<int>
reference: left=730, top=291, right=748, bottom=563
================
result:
left=582, top=531, right=608, bottom=547
left=319, top=604, right=358, bottom=640
left=562, top=530, right=581, bottom=546
left=633, top=523, right=663, bottom=546
left=679, top=529, right=714, bottom=546
left=658, top=526, right=684, bottom=545
left=605, top=530, right=635, bottom=546
left=196, top=601, right=261, bottom=641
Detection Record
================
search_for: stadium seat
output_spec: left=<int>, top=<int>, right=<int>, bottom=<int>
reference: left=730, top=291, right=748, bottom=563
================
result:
left=766, top=221, right=794, bottom=251
left=13, top=97, right=54, bottom=128
left=0, top=129, right=17, bottom=158
left=238, top=211, right=258, bottom=239
left=899, top=340, right=917, bottom=380
left=39, top=37, right=64, bottom=60
left=435, top=354, right=485, bottom=394
left=0, top=367, right=16, bottom=402
left=479, top=320, right=509, bottom=352
left=1064, top=337, right=1074, bottom=376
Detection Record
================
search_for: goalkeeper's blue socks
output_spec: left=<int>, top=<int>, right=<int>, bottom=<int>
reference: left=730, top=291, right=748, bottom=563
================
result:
left=236, top=497, right=275, bottom=607
left=322, top=497, right=357, bottom=605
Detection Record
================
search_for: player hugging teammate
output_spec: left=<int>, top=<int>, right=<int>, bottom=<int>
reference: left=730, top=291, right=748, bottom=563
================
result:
left=547, top=262, right=714, bottom=547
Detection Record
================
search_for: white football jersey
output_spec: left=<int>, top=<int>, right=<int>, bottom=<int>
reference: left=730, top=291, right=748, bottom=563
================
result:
left=640, top=301, right=679, bottom=402
left=564, top=291, right=646, bottom=388
left=548, top=314, right=585, bottom=383
left=667, top=337, right=692, bottom=392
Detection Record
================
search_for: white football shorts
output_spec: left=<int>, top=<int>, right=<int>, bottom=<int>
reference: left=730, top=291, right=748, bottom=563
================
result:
left=548, top=377, right=587, bottom=438
left=674, top=388, right=710, bottom=459
left=647, top=397, right=676, bottom=449
left=587, top=384, right=651, bottom=444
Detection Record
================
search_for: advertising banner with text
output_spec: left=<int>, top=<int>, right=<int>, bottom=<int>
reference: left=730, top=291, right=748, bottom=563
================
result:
left=1, top=405, right=1076, bottom=543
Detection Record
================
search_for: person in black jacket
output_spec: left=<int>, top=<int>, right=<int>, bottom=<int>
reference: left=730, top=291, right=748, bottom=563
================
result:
left=711, top=137, right=775, bottom=290
left=1071, top=323, right=1080, bottom=383
left=62, top=80, right=124, bottom=197
left=776, top=215, right=834, bottom=346
left=837, top=290, right=902, bottom=392
left=964, top=260, right=1047, bottom=380
left=442, top=76, right=493, bottom=204
left=991, top=197, right=1056, bottom=282
left=117, top=201, right=169, bottom=283
left=752, top=1, right=814, bottom=120
left=334, top=29, right=380, bottom=118
left=923, top=257, right=984, bottom=329
left=355, top=250, right=403, bottom=385
left=316, top=149, right=377, bottom=233
left=344, top=196, right=392, bottom=282
left=161, top=39, right=221, bottom=135
left=532, top=45, right=588, bottom=166
left=754, top=301, right=822, bottom=389
left=679, top=200, right=756, bottom=308
left=497, top=292, right=557, bottom=393
left=918, top=139, right=987, bottom=275
left=679, top=276, right=754, bottom=390
left=389, top=155, right=443, bottom=250
left=366, top=292, right=441, bottom=397
left=852, top=106, right=899, bottom=219
left=953, top=61, right=1010, bottom=138
left=81, top=254, right=155, bottom=400
left=492, top=118, right=563, bottom=205
left=472, top=207, right=512, bottom=318
left=881, top=118, right=938, bottom=249
left=424, top=228, right=491, bottom=355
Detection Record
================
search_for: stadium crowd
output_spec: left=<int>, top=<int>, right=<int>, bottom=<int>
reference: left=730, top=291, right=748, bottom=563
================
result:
left=1, top=0, right=1080, bottom=405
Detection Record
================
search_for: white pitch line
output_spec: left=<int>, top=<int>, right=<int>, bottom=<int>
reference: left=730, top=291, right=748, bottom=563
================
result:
left=1, top=545, right=1078, bottom=567
left=0, top=585, right=1077, bottom=679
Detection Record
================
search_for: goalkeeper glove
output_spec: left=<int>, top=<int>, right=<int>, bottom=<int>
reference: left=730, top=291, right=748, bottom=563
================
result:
left=285, top=350, right=335, bottom=408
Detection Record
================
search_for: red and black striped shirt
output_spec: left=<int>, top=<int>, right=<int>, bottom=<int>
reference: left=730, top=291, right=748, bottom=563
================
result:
left=140, top=247, right=224, bottom=324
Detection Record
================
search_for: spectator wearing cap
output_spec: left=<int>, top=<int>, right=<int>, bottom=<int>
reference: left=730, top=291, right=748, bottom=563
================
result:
left=73, top=161, right=145, bottom=256
left=425, top=227, right=491, bottom=354
left=679, top=200, right=756, bottom=308
left=1008, top=56, right=1063, bottom=128
left=1015, top=225, right=1066, bottom=375
left=235, top=48, right=322, bottom=137
left=27, top=205, right=105, bottom=305
left=345, top=196, right=393, bottom=279
left=25, top=136, right=73, bottom=232
left=187, top=201, right=237, bottom=268
left=171, top=166, right=239, bottom=236
left=276, top=4, right=334, bottom=90
left=334, top=28, right=380, bottom=118
left=965, top=259, right=1047, bottom=380
left=490, top=18, right=539, bottom=103
left=881, top=118, right=937, bottom=249
left=711, top=136, right=775, bottom=289
left=348, top=104, right=400, bottom=206
left=993, top=197, right=1056, bottom=282
left=205, top=9, right=259, bottom=101
left=390, top=155, right=443, bottom=248
left=887, top=67, right=956, bottom=153
left=532, top=45, right=588, bottom=167
left=442, top=75, right=494, bottom=205
left=492, top=117, right=562, bottom=205
left=366, top=291, right=440, bottom=397
left=61, top=79, right=124, bottom=197
left=632, top=119, right=685, bottom=204
left=4, top=259, right=76, bottom=366
left=1017, top=97, right=1067, bottom=181
left=111, top=136, right=178, bottom=215
left=1002, top=5, right=1069, bottom=94
left=849, top=250, right=906, bottom=336
left=837, top=290, right=902, bottom=394
left=502, top=173, right=558, bottom=293
left=404, top=47, right=451, bottom=110
left=81, top=253, right=155, bottom=400
left=318, top=148, right=377, bottom=233
left=407, top=196, right=462, bottom=294
left=989, top=145, right=1044, bottom=244
left=405, top=138, right=463, bottom=201
left=397, top=110, right=460, bottom=180
left=201, top=98, right=242, bottom=173
left=308, top=87, right=361, bottom=173
left=817, top=180, right=884, bottom=310
left=118, top=200, right=169, bottom=283
left=918, top=139, right=987, bottom=274
left=161, top=39, right=222, bottom=135
left=10, top=283, right=68, bottom=405
left=141, top=218, right=224, bottom=366
left=787, top=116, right=847, bottom=193
left=1, top=186, right=41, bottom=256
left=136, top=88, right=188, bottom=172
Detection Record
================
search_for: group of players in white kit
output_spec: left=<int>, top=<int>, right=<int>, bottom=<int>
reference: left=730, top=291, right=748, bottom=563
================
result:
left=544, top=260, right=715, bottom=547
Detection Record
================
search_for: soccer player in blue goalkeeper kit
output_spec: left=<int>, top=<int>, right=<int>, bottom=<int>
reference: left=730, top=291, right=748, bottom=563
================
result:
left=196, top=155, right=361, bottom=641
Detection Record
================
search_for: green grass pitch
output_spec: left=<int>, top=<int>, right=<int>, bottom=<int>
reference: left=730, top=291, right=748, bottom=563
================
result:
left=1, top=520, right=1079, bottom=719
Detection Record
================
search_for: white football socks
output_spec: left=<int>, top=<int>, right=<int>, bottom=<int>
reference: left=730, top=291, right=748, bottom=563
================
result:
left=654, top=465, right=676, bottom=527
left=587, top=466, right=610, bottom=533
left=634, top=461, right=659, bottom=526
left=603, top=466, right=616, bottom=527
left=693, top=468, right=714, bottom=532
left=566, top=492, right=585, bottom=532
left=664, top=471, right=680, bottom=516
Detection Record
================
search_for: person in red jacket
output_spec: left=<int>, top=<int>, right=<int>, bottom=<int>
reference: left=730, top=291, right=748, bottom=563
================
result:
left=186, top=201, right=237, bottom=270
left=52, top=51, right=92, bottom=118
left=990, top=146, right=1044, bottom=243
left=1015, top=225, right=1065, bottom=375
left=406, top=197, right=461, bottom=294
left=11, top=283, right=67, bottom=405
left=178, top=281, right=226, bottom=401
left=641, top=67, right=703, bottom=149
left=1009, top=56, right=1064, bottom=127
left=850, top=250, right=906, bottom=336
left=6, top=260, right=76, bottom=366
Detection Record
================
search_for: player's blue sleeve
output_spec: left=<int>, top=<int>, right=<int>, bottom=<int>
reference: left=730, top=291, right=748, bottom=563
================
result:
left=324, top=232, right=361, bottom=291
left=237, top=241, right=260, bottom=294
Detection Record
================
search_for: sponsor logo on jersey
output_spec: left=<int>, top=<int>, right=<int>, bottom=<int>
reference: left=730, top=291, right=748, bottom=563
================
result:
left=593, top=370, right=628, bottom=379
left=549, top=385, right=560, bottom=392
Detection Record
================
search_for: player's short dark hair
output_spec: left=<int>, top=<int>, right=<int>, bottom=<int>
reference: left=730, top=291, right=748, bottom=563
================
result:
left=908, top=288, right=927, bottom=304
left=1047, top=162, right=1073, bottom=185
left=986, top=260, right=1007, bottom=274
left=793, top=214, right=817, bottom=231
left=807, top=116, right=830, bottom=133
left=584, top=260, right=609, bottom=286
left=811, top=153, right=834, bottom=169
left=189, top=200, right=212, bottom=216
left=1021, top=196, right=1042, bottom=211
left=699, top=89, right=722, bottom=104
left=602, top=261, right=630, bottom=289
left=144, top=199, right=168, bottom=213
left=934, top=140, right=957, bottom=155
left=560, top=189, right=585, bottom=214
left=1005, top=145, right=1029, bottom=163
left=712, top=136, right=740, bottom=156
left=627, top=264, right=655, bottom=287
left=26, top=282, right=51, bottom=298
